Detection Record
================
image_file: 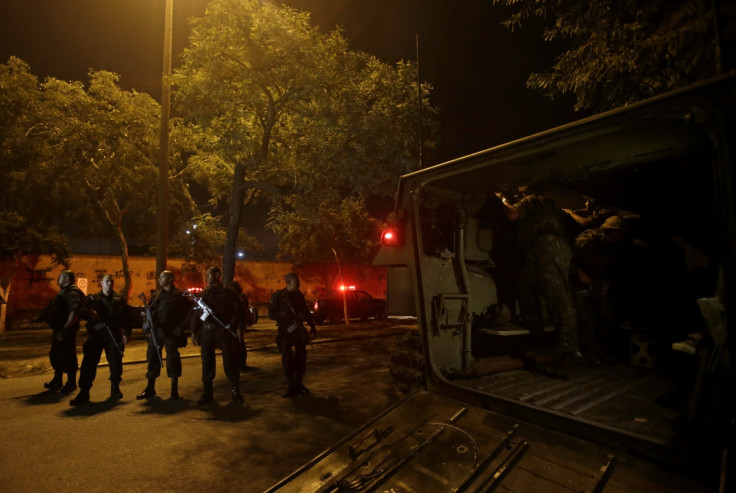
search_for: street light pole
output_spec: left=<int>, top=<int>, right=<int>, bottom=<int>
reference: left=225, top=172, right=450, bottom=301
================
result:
left=332, top=248, right=350, bottom=326
left=156, top=0, right=173, bottom=285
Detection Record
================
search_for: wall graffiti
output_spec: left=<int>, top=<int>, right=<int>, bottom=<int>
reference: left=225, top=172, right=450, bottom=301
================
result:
left=25, top=267, right=52, bottom=287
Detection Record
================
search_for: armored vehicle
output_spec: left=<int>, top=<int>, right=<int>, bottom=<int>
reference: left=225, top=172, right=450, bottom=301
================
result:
left=267, top=77, right=734, bottom=492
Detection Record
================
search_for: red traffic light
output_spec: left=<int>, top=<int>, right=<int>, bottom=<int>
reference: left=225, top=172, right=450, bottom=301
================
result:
left=381, top=227, right=402, bottom=247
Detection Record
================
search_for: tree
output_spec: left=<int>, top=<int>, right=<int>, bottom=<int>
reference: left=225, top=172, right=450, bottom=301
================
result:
left=265, top=55, right=436, bottom=263
left=174, top=0, right=437, bottom=280
left=27, top=71, right=168, bottom=298
left=267, top=196, right=379, bottom=264
left=0, top=58, right=69, bottom=335
left=0, top=58, right=49, bottom=220
left=0, top=58, right=198, bottom=299
left=493, top=0, right=734, bottom=112
left=169, top=212, right=263, bottom=287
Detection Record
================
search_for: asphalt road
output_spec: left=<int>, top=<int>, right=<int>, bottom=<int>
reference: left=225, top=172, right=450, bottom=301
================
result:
left=0, top=319, right=414, bottom=492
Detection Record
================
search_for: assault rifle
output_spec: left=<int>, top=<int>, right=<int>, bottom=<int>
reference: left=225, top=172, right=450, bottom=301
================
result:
left=189, top=294, right=238, bottom=338
left=87, top=295, right=125, bottom=357
left=284, top=295, right=314, bottom=348
left=138, top=292, right=164, bottom=368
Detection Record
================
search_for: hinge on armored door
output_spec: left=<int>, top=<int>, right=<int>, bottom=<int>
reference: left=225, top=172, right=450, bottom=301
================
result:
left=431, top=293, right=469, bottom=337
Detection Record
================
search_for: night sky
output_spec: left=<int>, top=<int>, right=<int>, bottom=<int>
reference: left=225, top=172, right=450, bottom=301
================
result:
left=0, top=0, right=578, bottom=165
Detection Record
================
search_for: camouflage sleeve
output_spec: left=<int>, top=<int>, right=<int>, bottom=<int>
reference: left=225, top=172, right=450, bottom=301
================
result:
left=67, top=288, right=84, bottom=314
left=514, top=195, right=531, bottom=220
left=57, top=288, right=84, bottom=339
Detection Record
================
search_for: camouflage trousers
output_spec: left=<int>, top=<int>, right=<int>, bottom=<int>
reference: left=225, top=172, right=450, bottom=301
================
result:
left=517, top=235, right=579, bottom=354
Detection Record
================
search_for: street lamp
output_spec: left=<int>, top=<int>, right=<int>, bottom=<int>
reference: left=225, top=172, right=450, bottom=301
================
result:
left=156, top=0, right=173, bottom=286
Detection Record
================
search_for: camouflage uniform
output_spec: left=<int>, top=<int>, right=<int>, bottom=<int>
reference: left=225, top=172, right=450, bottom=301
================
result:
left=514, top=194, right=579, bottom=354
left=78, top=289, right=130, bottom=397
left=47, top=283, right=85, bottom=389
left=197, top=282, right=240, bottom=384
left=137, top=272, right=193, bottom=401
left=268, top=274, right=316, bottom=397
left=190, top=275, right=243, bottom=404
left=571, top=228, right=614, bottom=353
left=145, top=287, right=189, bottom=379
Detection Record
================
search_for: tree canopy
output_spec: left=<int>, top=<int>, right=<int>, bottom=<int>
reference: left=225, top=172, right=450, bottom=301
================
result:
left=174, top=0, right=437, bottom=275
left=1, top=57, right=72, bottom=271
left=0, top=57, right=200, bottom=298
left=493, top=0, right=734, bottom=112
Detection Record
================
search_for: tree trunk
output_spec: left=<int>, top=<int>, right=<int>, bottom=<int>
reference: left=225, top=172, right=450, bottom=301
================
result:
left=0, top=259, right=19, bottom=337
left=223, top=163, right=247, bottom=284
left=115, top=224, right=132, bottom=302
left=0, top=283, right=8, bottom=337
left=223, top=110, right=275, bottom=283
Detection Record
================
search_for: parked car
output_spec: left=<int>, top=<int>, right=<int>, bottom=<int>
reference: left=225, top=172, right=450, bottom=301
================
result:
left=310, top=289, right=387, bottom=324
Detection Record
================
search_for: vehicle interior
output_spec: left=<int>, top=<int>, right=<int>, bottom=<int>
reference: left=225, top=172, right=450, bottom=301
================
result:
left=401, top=89, right=733, bottom=476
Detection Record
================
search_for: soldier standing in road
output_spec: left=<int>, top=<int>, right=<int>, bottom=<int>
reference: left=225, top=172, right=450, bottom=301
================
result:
left=137, top=270, right=191, bottom=400
left=70, top=274, right=130, bottom=405
left=191, top=266, right=243, bottom=405
left=268, top=272, right=317, bottom=398
left=44, top=270, right=84, bottom=394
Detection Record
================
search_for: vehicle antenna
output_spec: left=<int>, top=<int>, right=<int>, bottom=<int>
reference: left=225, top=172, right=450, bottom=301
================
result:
left=416, top=33, right=423, bottom=169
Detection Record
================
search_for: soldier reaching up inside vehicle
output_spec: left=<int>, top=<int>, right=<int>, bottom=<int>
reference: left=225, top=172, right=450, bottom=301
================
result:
left=496, top=186, right=581, bottom=365
left=569, top=215, right=628, bottom=362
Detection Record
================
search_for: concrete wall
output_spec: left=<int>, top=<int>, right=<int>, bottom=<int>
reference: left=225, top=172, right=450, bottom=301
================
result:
left=2, top=255, right=387, bottom=318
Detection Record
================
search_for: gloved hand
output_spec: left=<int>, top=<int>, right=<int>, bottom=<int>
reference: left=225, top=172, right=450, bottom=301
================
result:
left=310, top=325, right=317, bottom=338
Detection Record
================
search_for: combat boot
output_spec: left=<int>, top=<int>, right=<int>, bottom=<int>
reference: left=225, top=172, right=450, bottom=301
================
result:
left=60, top=373, right=77, bottom=393
left=44, top=372, right=63, bottom=392
left=281, top=377, right=299, bottom=398
left=136, top=378, right=157, bottom=400
left=197, top=381, right=214, bottom=405
left=110, top=381, right=123, bottom=400
left=296, top=374, right=310, bottom=395
left=169, top=377, right=180, bottom=400
left=230, top=380, right=244, bottom=404
left=69, top=389, right=90, bottom=406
